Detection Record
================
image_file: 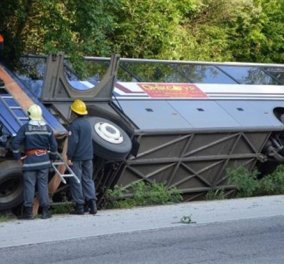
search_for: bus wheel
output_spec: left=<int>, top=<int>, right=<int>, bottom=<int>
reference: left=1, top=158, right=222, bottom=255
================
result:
left=0, top=161, right=23, bottom=211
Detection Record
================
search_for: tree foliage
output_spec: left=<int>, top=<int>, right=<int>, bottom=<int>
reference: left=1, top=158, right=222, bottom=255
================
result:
left=0, top=0, right=117, bottom=66
left=0, top=0, right=283, bottom=66
left=226, top=0, right=284, bottom=62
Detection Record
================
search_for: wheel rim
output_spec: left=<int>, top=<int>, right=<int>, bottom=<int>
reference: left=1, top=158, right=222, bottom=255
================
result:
left=94, top=122, right=124, bottom=144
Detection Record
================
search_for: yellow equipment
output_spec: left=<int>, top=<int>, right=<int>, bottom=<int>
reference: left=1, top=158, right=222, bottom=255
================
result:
left=70, top=99, right=88, bottom=115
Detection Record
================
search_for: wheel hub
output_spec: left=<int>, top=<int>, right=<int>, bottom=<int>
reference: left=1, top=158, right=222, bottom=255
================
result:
left=94, top=122, right=124, bottom=144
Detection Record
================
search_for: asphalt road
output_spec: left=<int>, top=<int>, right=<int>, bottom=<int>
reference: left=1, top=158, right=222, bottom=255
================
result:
left=0, top=216, right=283, bottom=264
left=0, top=195, right=284, bottom=263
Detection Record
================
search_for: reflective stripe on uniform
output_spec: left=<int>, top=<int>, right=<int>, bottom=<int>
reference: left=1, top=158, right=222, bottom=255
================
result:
left=23, top=161, right=51, bottom=167
left=25, top=131, right=52, bottom=136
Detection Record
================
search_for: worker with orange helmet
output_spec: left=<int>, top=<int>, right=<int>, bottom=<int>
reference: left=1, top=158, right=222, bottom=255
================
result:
left=67, top=99, right=97, bottom=215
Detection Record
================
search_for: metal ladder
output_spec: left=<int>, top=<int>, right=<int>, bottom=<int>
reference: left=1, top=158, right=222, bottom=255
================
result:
left=0, top=94, right=29, bottom=125
left=51, top=152, right=80, bottom=184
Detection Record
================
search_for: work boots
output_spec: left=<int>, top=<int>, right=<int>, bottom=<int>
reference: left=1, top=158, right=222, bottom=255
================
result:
left=41, top=207, right=52, bottom=219
left=88, top=199, right=97, bottom=215
left=18, top=206, right=33, bottom=220
left=70, top=204, right=84, bottom=215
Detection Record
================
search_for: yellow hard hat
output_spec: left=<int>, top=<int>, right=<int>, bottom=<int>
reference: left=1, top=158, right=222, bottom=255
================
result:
left=27, top=104, right=43, bottom=121
left=70, top=99, right=88, bottom=115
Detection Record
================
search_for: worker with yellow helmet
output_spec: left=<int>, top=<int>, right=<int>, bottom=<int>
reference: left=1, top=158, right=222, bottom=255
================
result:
left=11, top=104, right=58, bottom=219
left=67, top=99, right=97, bottom=215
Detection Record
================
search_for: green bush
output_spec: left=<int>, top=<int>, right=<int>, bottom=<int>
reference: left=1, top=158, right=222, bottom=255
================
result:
left=226, top=165, right=284, bottom=198
left=103, top=181, right=182, bottom=209
left=227, top=166, right=259, bottom=197
left=51, top=203, right=73, bottom=214
left=0, top=215, right=10, bottom=222
left=257, top=165, right=284, bottom=195
left=205, top=189, right=226, bottom=200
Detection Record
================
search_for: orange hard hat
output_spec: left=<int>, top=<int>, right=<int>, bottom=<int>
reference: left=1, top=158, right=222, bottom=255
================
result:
left=0, top=34, right=4, bottom=43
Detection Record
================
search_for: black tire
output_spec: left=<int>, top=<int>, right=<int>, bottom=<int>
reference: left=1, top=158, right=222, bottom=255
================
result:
left=87, top=117, right=132, bottom=161
left=0, top=160, right=23, bottom=210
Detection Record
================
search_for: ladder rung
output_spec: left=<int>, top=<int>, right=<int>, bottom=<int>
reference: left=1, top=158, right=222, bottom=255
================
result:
left=51, top=159, right=80, bottom=184
left=9, top=106, right=22, bottom=109
left=52, top=162, right=65, bottom=165
left=0, top=94, right=29, bottom=125
left=1, top=95, right=13, bottom=99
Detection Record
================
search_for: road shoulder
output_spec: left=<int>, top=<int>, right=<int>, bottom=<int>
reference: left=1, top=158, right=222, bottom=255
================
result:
left=0, top=195, right=283, bottom=248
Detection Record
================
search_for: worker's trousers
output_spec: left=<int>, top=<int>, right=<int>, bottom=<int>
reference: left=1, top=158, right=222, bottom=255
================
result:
left=23, top=168, right=49, bottom=208
left=69, top=160, right=96, bottom=205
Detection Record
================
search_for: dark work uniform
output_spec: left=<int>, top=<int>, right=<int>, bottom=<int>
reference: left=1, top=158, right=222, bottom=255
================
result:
left=67, top=116, right=96, bottom=206
left=11, top=120, right=58, bottom=208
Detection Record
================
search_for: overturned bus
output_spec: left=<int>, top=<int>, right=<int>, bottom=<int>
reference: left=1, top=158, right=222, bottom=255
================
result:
left=0, top=53, right=284, bottom=211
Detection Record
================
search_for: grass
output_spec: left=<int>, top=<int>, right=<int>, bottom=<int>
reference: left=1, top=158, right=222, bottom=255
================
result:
left=2, top=165, right=283, bottom=217
left=205, top=165, right=284, bottom=200
left=51, top=165, right=284, bottom=212
left=103, top=181, right=183, bottom=209
left=50, top=202, right=73, bottom=214
left=205, top=189, right=226, bottom=200
left=0, top=213, right=14, bottom=222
